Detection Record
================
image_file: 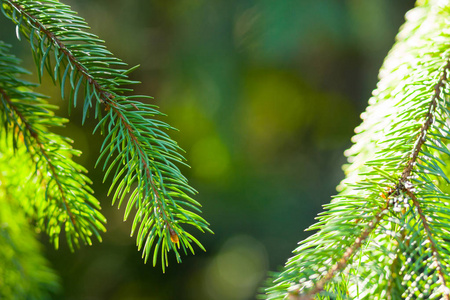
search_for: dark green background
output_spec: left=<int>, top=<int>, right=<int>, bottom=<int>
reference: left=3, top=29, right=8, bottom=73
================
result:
left=0, top=0, right=414, bottom=299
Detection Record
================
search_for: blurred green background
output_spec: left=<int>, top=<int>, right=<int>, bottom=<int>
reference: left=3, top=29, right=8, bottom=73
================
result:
left=0, top=0, right=415, bottom=299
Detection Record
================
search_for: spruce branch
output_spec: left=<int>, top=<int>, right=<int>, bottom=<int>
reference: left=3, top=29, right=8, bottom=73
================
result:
left=292, top=57, right=450, bottom=300
left=1, top=0, right=211, bottom=268
left=265, top=1, right=450, bottom=299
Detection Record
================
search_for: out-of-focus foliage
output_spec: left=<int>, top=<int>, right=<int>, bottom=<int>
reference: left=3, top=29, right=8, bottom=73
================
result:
left=0, top=0, right=415, bottom=299
left=0, top=40, right=106, bottom=251
left=0, top=147, right=59, bottom=298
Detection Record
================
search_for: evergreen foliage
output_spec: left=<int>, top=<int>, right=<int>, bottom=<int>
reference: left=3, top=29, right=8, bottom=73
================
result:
left=264, top=0, right=450, bottom=299
left=0, top=0, right=211, bottom=296
left=0, top=144, right=59, bottom=299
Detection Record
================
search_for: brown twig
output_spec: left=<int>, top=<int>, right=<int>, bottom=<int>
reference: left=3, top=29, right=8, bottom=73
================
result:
left=401, top=60, right=450, bottom=182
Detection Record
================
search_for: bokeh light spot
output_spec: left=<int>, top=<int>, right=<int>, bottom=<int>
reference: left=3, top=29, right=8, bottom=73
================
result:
left=201, top=235, right=268, bottom=300
left=190, top=135, right=231, bottom=181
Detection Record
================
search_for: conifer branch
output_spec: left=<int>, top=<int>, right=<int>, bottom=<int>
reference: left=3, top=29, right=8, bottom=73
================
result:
left=266, top=1, right=450, bottom=298
left=289, top=51, right=450, bottom=300
left=288, top=58, right=450, bottom=293
left=298, top=56, right=450, bottom=300
left=0, top=0, right=211, bottom=267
